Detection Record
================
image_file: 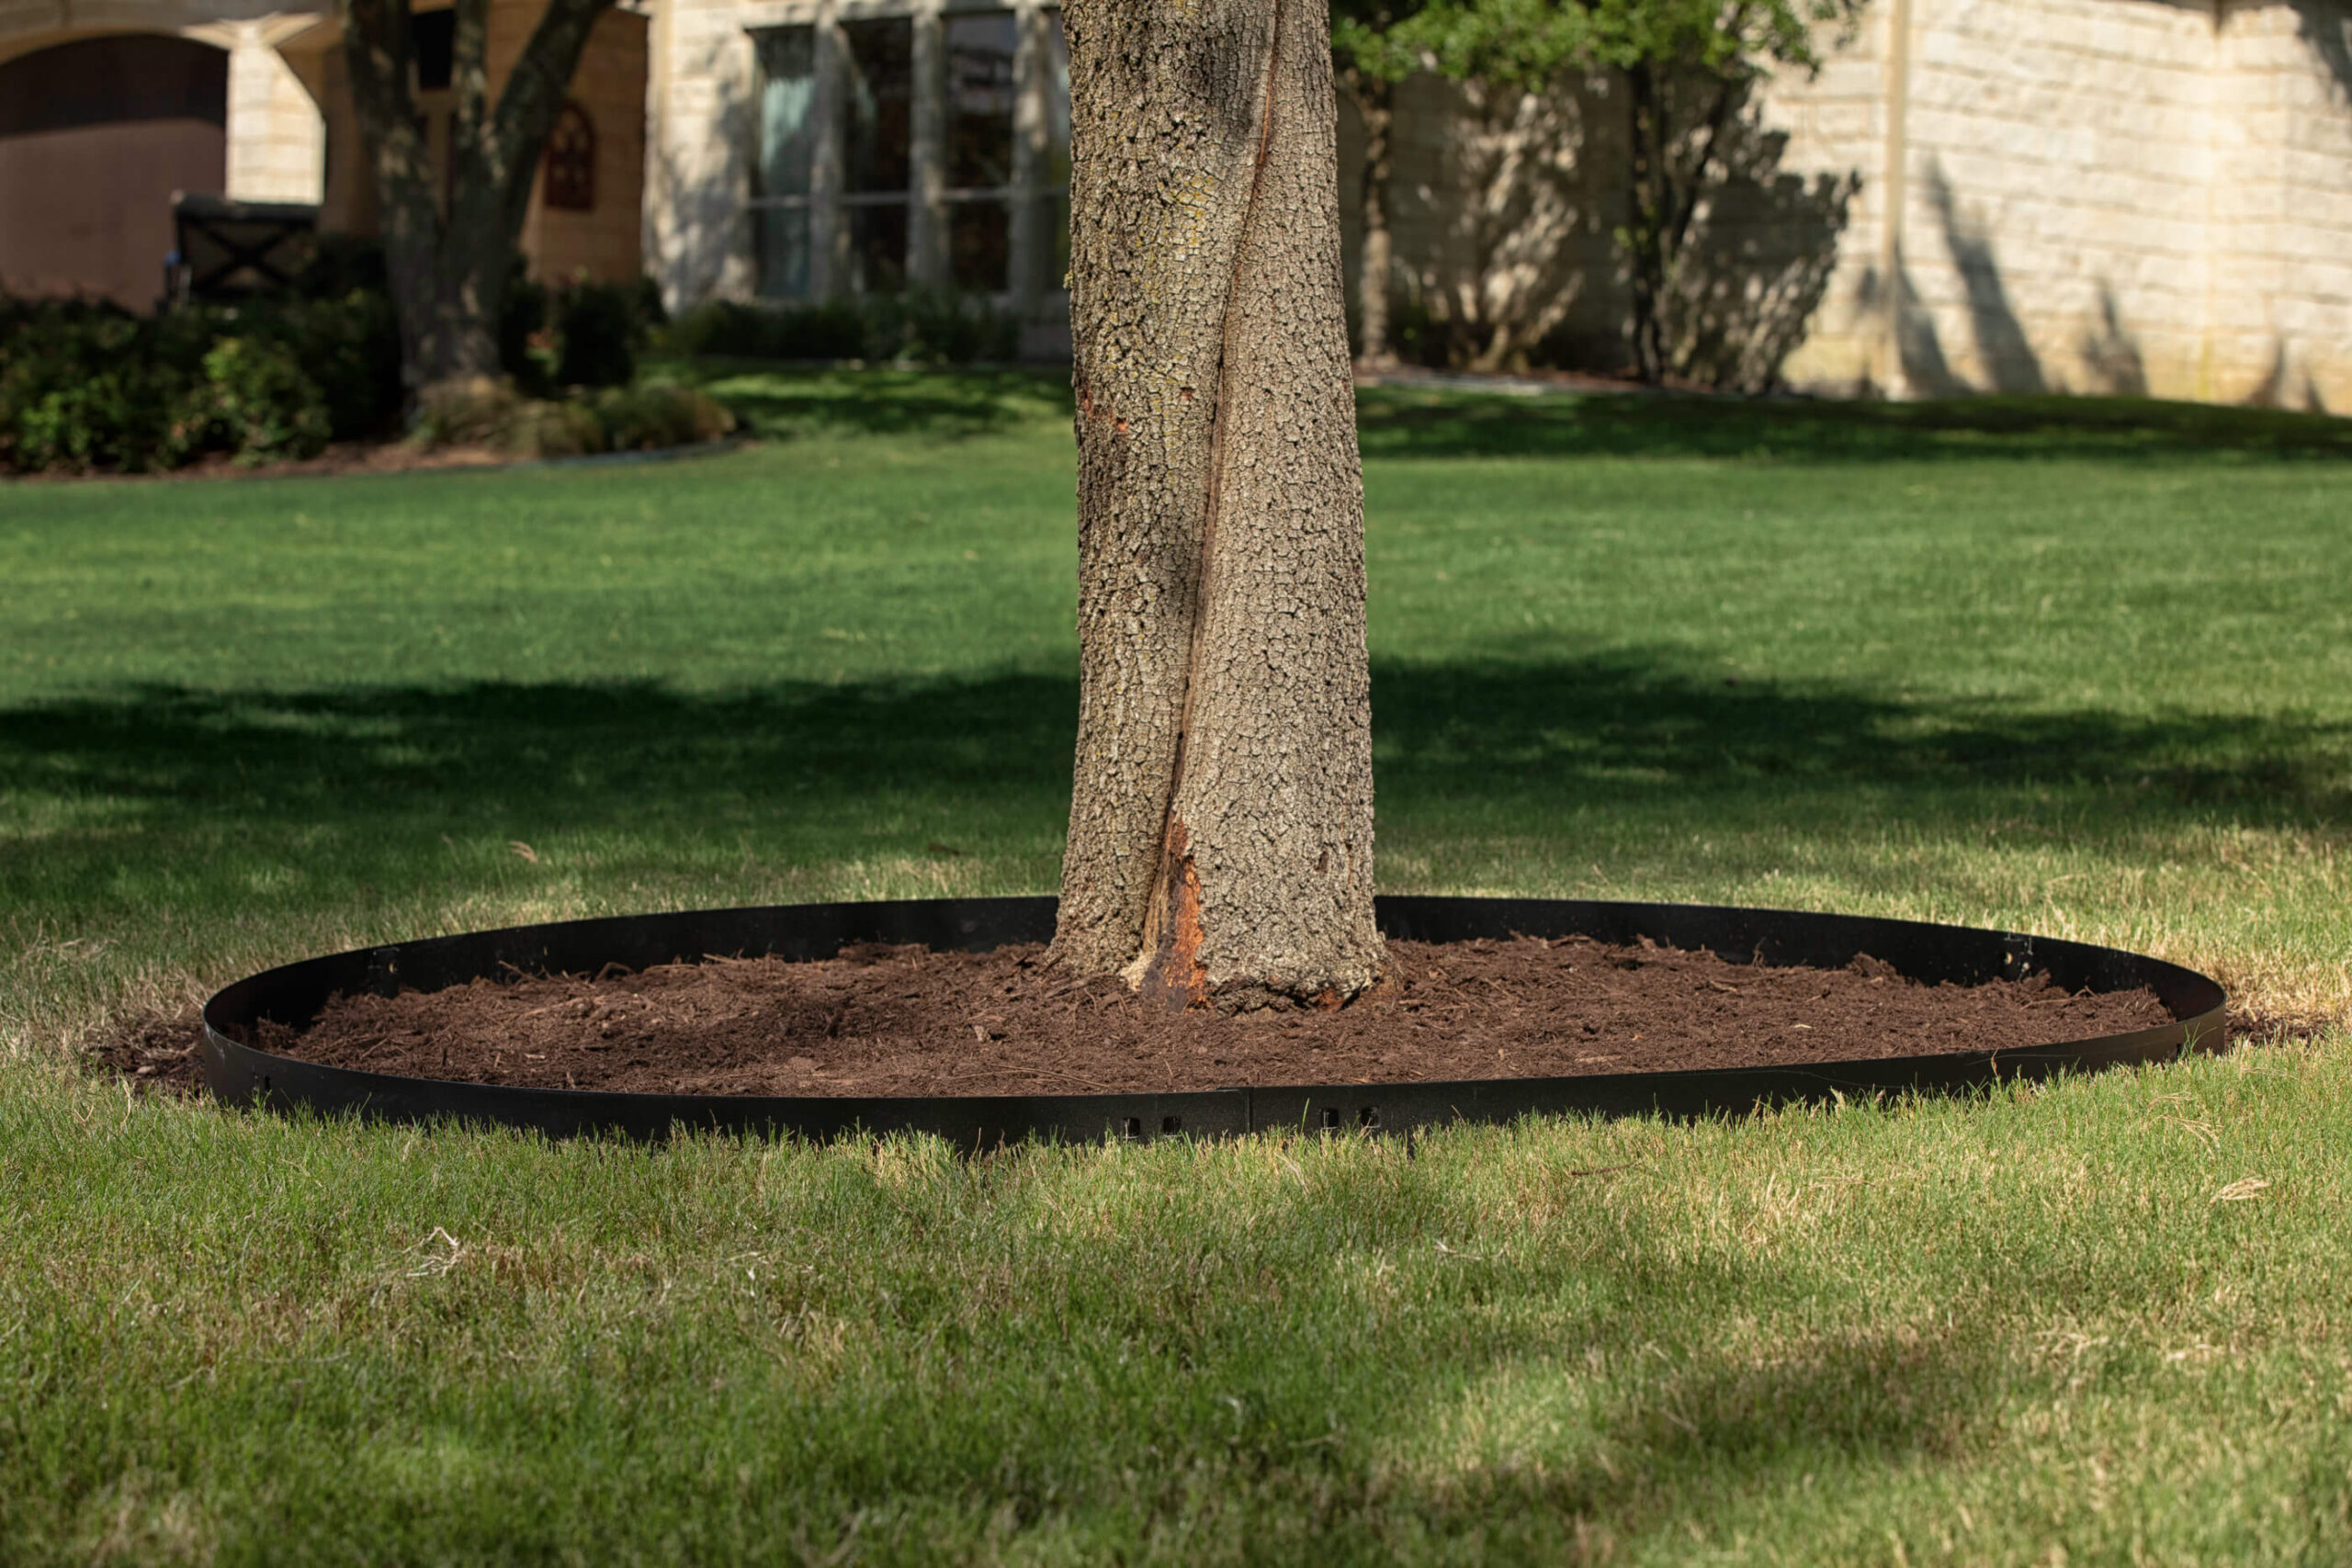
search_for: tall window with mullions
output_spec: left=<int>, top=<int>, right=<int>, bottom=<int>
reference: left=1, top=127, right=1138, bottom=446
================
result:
left=842, top=17, right=913, bottom=293
left=944, top=10, right=1017, bottom=292
left=751, top=26, right=816, bottom=299
left=1038, top=7, right=1069, bottom=297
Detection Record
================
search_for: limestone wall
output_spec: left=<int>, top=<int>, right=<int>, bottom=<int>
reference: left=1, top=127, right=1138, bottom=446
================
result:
left=523, top=6, right=649, bottom=285
left=221, top=21, right=324, bottom=204
left=643, top=0, right=762, bottom=305
left=1340, top=0, right=2352, bottom=407
left=1775, top=0, right=2352, bottom=405
left=2209, top=0, right=2352, bottom=410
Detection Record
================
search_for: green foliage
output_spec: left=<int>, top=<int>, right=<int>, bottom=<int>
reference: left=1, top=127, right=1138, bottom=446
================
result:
left=503, top=276, right=673, bottom=392
left=411, top=371, right=734, bottom=458
left=592, top=379, right=739, bottom=451
left=178, top=337, right=333, bottom=464
left=553, top=280, right=650, bottom=389
left=0, top=301, right=191, bottom=472
left=243, top=291, right=401, bottom=444
left=1402, top=0, right=1860, bottom=89
left=1331, top=0, right=1437, bottom=85
left=497, top=265, right=552, bottom=391
left=665, top=290, right=1021, bottom=367
left=0, top=294, right=397, bottom=472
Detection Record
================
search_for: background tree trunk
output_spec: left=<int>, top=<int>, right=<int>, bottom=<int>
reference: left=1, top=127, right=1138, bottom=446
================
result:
left=1624, top=60, right=1670, bottom=385
left=1349, top=73, right=1398, bottom=370
left=337, top=0, right=612, bottom=396
left=1051, top=0, right=1384, bottom=1011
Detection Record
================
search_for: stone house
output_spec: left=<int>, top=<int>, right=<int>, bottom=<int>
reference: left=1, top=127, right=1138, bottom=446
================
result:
left=3, top=0, right=2347, bottom=405
left=0, top=0, right=647, bottom=309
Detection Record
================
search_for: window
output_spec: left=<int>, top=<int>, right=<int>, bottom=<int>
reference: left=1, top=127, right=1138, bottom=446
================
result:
left=544, top=102, right=595, bottom=212
left=751, top=26, right=817, bottom=299
left=842, top=17, right=914, bottom=293
left=411, top=8, right=455, bottom=93
left=944, top=10, right=1017, bottom=292
left=1039, top=8, right=1069, bottom=295
left=747, top=6, right=1069, bottom=305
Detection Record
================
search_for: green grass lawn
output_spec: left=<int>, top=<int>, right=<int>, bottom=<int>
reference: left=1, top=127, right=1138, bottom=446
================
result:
left=3, top=373, right=2349, bottom=1563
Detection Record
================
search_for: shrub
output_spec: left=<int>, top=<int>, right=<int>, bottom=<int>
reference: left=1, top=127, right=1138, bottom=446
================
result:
left=413, top=374, right=731, bottom=460
left=413, top=376, right=524, bottom=448
left=499, top=266, right=553, bottom=394
left=593, top=381, right=736, bottom=451
left=179, top=337, right=331, bottom=463
left=663, top=290, right=1016, bottom=366
left=552, top=281, right=644, bottom=389
left=0, top=302, right=191, bottom=472
left=0, top=290, right=397, bottom=472
left=867, top=290, right=1022, bottom=365
left=244, top=291, right=401, bottom=441
left=503, top=397, right=606, bottom=460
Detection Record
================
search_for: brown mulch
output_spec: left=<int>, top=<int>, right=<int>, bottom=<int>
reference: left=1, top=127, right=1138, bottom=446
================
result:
left=232, top=937, right=2178, bottom=1099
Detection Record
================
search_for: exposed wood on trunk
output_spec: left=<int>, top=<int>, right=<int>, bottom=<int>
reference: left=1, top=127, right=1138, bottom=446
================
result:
left=1052, top=0, right=1384, bottom=1011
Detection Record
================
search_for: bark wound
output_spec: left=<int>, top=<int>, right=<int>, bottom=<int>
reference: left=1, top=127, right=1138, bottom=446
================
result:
left=1054, top=0, right=1383, bottom=1009
left=1137, top=4, right=1284, bottom=1011
left=1143, top=822, right=1210, bottom=1011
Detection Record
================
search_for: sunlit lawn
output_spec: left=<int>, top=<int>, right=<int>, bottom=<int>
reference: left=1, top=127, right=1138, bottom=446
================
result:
left=3, top=371, right=2348, bottom=1563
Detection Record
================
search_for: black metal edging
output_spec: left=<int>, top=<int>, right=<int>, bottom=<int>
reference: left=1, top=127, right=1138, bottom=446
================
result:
left=200, top=896, right=2228, bottom=1146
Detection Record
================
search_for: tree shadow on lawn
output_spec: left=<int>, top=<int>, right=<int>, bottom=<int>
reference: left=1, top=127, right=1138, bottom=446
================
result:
left=1353, top=388, right=2352, bottom=464
left=670, top=366, right=2352, bottom=463
left=3, top=659, right=2343, bottom=919
left=676, top=363, right=1074, bottom=442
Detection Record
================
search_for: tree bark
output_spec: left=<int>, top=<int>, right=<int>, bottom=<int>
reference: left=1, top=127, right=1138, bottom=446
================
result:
left=337, top=0, right=613, bottom=395
left=1624, top=60, right=1668, bottom=385
left=1051, top=0, right=1384, bottom=1011
left=1347, top=71, right=1398, bottom=371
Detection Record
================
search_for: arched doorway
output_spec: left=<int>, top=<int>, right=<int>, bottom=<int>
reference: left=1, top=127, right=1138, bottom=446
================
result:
left=0, top=35, right=228, bottom=309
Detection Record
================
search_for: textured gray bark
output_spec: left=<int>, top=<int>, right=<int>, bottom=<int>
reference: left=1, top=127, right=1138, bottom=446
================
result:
left=338, top=0, right=613, bottom=393
left=1050, top=0, right=1384, bottom=1010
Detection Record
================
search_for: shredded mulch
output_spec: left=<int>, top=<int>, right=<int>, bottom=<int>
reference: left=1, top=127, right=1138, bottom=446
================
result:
left=240, top=937, right=2176, bottom=1099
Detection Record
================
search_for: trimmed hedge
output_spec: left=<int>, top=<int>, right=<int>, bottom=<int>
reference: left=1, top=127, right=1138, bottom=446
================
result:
left=665, top=290, right=1020, bottom=366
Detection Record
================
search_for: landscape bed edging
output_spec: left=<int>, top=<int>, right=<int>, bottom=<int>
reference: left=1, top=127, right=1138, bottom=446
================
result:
left=200, top=896, right=2228, bottom=1146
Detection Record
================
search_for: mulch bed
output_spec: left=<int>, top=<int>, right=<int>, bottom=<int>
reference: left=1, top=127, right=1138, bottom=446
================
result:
left=234, top=936, right=2174, bottom=1099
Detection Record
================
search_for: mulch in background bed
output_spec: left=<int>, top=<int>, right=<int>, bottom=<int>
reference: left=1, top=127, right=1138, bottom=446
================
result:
left=251, top=936, right=2174, bottom=1099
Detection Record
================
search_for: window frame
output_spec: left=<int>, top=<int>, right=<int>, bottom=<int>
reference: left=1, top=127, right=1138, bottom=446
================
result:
left=742, top=0, right=1068, bottom=309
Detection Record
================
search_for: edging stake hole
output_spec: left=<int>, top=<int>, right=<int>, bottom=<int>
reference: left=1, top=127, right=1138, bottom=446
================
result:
left=1123, top=1116, right=1143, bottom=1139
left=1360, top=1106, right=1379, bottom=1129
left=1161, top=1115, right=1182, bottom=1134
left=1320, top=1106, right=1340, bottom=1130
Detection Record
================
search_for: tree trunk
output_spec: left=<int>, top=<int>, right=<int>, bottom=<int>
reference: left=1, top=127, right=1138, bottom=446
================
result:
left=1351, top=73, right=1398, bottom=371
left=1051, top=0, right=1385, bottom=1011
left=1623, top=60, right=1668, bottom=384
left=337, top=0, right=612, bottom=397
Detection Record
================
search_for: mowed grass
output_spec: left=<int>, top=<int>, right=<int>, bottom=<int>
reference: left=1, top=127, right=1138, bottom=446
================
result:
left=3, top=371, right=2350, bottom=1563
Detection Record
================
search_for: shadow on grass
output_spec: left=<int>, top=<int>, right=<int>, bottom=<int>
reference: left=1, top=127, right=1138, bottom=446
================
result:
left=1354, top=389, right=2352, bottom=464
left=669, top=362, right=1074, bottom=442
left=663, top=362, right=2352, bottom=463
left=4, top=660, right=2344, bottom=912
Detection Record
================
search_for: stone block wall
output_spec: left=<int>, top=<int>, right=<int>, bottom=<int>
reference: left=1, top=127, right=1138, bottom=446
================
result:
left=1775, top=0, right=2352, bottom=404
left=642, top=0, right=763, bottom=306
left=222, top=23, right=325, bottom=205
left=1340, top=0, right=2352, bottom=407
left=523, top=6, right=649, bottom=285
